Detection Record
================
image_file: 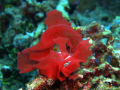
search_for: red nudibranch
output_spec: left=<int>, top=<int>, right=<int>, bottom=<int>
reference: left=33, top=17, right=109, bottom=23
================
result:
left=17, top=10, right=92, bottom=81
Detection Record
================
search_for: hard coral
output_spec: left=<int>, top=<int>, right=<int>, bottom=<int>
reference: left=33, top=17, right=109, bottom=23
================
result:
left=17, top=10, right=92, bottom=81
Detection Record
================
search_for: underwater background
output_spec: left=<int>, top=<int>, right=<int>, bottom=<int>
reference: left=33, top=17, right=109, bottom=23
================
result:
left=0, top=0, right=120, bottom=90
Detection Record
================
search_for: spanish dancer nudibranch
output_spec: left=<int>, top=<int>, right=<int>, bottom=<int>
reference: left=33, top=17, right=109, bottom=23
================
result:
left=17, top=10, right=92, bottom=81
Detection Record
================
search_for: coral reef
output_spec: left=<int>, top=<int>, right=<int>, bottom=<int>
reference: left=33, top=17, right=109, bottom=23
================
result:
left=110, top=16, right=120, bottom=50
left=18, top=10, right=120, bottom=90
left=0, top=0, right=120, bottom=90
left=56, top=0, right=70, bottom=20
left=69, top=0, right=96, bottom=12
left=26, top=74, right=55, bottom=90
